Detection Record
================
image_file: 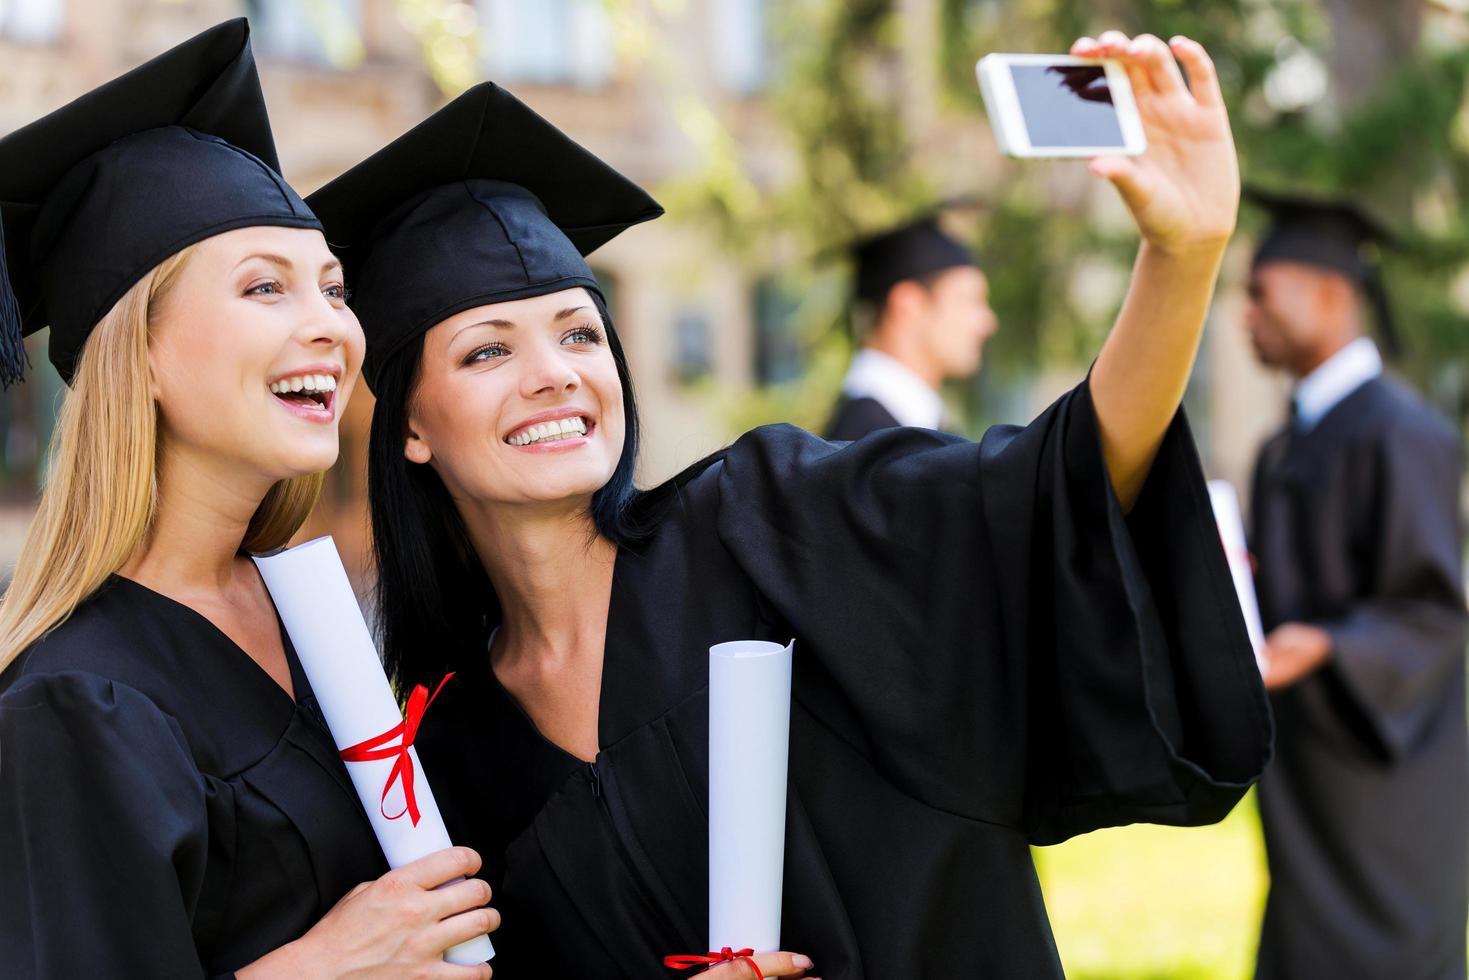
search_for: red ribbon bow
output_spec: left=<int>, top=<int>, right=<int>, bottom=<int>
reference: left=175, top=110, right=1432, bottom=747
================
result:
left=663, top=947, right=762, bottom=977
left=338, top=673, right=454, bottom=827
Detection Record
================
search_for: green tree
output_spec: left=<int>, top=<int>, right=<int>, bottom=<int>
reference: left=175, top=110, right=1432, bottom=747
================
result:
left=694, top=0, right=1469, bottom=425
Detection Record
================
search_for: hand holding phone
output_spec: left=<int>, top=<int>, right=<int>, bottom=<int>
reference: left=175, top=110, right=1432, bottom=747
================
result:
left=979, top=33, right=1239, bottom=257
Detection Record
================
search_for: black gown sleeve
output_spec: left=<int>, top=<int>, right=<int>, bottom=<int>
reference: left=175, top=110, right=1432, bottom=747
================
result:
left=0, top=670, right=213, bottom=978
left=715, top=377, right=1271, bottom=844
left=1318, top=421, right=1467, bottom=759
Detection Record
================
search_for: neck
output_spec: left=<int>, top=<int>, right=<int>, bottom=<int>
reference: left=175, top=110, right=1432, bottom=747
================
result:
left=866, top=331, right=942, bottom=389
left=1295, top=331, right=1361, bottom=380
left=459, top=496, right=616, bottom=666
left=120, top=443, right=273, bottom=595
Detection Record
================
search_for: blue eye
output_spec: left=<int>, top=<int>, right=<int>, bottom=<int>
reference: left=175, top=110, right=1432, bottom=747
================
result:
left=246, top=280, right=283, bottom=296
left=465, top=343, right=510, bottom=365
left=323, top=283, right=346, bottom=300
left=563, top=324, right=604, bottom=345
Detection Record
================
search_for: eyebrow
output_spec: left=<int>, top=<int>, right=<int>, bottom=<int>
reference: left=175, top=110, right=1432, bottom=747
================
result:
left=451, top=306, right=593, bottom=344
left=235, top=253, right=344, bottom=276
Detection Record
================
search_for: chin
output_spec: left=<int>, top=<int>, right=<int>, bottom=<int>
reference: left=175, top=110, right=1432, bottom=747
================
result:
left=263, top=443, right=339, bottom=481
left=518, top=465, right=615, bottom=504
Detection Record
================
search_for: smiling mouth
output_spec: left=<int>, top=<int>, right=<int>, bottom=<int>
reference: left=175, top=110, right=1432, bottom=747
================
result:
left=506, top=415, right=592, bottom=447
left=270, top=373, right=337, bottom=415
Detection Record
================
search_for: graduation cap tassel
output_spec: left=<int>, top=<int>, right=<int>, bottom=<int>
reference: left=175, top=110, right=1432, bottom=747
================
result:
left=0, top=216, right=28, bottom=388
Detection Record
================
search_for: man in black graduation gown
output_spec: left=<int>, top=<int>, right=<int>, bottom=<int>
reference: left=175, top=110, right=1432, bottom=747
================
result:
left=823, top=216, right=998, bottom=440
left=1245, top=192, right=1469, bottom=979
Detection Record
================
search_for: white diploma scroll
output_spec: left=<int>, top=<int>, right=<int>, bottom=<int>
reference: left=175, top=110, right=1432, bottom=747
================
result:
left=708, top=639, right=794, bottom=955
left=1207, top=481, right=1269, bottom=676
left=253, top=536, right=494, bottom=966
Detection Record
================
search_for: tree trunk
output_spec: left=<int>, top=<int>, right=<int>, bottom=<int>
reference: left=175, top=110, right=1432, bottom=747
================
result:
left=1318, top=0, right=1422, bottom=110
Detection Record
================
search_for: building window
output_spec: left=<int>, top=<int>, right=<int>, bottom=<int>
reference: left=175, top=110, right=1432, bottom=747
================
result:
left=480, top=0, right=612, bottom=88
left=245, top=0, right=362, bottom=66
left=673, top=310, right=713, bottom=384
left=753, top=277, right=802, bottom=386
left=0, top=0, right=63, bottom=43
left=710, top=0, right=766, bottom=94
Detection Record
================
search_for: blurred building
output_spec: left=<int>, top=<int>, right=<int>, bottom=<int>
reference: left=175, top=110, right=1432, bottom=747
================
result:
left=0, top=0, right=803, bottom=584
left=0, top=0, right=1286, bottom=589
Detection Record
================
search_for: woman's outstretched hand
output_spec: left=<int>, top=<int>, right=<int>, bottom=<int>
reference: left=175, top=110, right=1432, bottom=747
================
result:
left=1071, top=32, right=1239, bottom=254
left=1079, top=31, right=1240, bottom=511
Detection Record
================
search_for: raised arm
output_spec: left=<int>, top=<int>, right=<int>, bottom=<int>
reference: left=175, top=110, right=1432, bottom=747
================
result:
left=1072, top=32, right=1239, bottom=510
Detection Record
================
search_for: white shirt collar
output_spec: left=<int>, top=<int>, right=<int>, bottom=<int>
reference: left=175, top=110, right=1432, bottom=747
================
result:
left=840, top=348, right=945, bottom=430
left=1293, top=337, right=1382, bottom=430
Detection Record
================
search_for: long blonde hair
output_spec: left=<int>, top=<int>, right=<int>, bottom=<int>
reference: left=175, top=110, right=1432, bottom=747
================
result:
left=0, top=247, right=324, bottom=671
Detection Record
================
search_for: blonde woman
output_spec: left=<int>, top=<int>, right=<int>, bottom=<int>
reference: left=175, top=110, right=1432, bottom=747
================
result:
left=0, top=23, right=495, bottom=979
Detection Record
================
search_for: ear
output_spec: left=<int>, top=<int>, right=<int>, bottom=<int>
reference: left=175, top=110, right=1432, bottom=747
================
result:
left=1320, top=271, right=1358, bottom=317
left=885, top=279, right=931, bottom=323
left=403, top=416, right=432, bottom=465
left=146, top=348, right=164, bottom=401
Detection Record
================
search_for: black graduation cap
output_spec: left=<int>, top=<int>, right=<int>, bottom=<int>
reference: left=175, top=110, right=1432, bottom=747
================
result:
left=1246, top=188, right=1400, bottom=356
left=851, top=215, right=978, bottom=306
left=306, top=82, right=664, bottom=392
left=0, top=19, right=320, bottom=387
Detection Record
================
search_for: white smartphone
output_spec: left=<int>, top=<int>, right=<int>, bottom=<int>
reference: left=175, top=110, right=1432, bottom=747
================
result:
left=976, top=53, right=1146, bottom=158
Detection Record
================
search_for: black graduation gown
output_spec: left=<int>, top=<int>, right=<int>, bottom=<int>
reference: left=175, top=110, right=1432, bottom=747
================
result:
left=1250, top=375, right=1469, bottom=979
left=419, top=379, right=1271, bottom=979
left=822, top=395, right=901, bottom=441
left=0, top=576, right=388, bottom=979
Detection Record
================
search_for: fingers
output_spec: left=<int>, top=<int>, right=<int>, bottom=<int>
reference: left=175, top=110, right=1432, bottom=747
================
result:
left=1170, top=35, right=1222, bottom=107
left=1073, top=30, right=1196, bottom=101
left=1088, top=155, right=1153, bottom=214
left=697, top=952, right=815, bottom=978
left=751, top=951, right=817, bottom=977
left=421, top=904, right=502, bottom=955
left=697, top=960, right=762, bottom=979
left=1092, top=30, right=1151, bottom=97
left=427, top=876, right=494, bottom=920
left=431, top=963, right=492, bottom=980
left=393, top=846, right=483, bottom=890
left=1129, top=33, right=1188, bottom=95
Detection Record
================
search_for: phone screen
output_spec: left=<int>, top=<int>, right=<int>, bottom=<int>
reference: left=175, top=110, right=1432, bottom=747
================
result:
left=1009, top=64, right=1126, bottom=148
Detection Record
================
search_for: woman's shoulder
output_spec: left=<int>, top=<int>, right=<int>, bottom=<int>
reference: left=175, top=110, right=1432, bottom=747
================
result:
left=3, top=577, right=159, bottom=687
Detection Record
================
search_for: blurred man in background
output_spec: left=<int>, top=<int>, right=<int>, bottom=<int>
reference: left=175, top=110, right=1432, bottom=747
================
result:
left=824, top=215, right=998, bottom=440
left=1244, top=192, right=1469, bottom=979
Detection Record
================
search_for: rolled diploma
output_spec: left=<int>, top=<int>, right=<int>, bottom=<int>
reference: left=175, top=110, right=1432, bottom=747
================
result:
left=708, top=639, right=793, bottom=954
left=253, top=536, right=494, bottom=965
left=1207, top=480, right=1269, bottom=676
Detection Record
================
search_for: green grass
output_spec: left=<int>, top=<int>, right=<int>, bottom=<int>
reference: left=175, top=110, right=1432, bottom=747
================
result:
left=1033, top=792, right=1268, bottom=980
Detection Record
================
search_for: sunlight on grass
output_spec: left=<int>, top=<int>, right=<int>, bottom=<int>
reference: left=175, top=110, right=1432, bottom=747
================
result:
left=1034, top=792, right=1268, bottom=980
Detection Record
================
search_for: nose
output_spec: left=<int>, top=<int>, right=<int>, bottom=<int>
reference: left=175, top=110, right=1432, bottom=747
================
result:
left=297, top=287, right=359, bottom=351
left=980, top=307, right=999, bottom=339
left=519, top=337, right=581, bottom=399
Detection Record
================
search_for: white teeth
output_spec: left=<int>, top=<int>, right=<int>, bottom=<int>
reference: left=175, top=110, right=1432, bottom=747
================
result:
left=270, top=373, right=339, bottom=396
left=509, top=416, right=589, bottom=446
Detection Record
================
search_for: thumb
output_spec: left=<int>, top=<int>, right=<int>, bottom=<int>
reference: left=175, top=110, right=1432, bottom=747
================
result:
left=1089, top=155, right=1152, bottom=214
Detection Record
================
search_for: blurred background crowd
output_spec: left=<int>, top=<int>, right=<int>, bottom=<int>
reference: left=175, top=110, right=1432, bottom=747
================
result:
left=3, top=1, right=1468, bottom=976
